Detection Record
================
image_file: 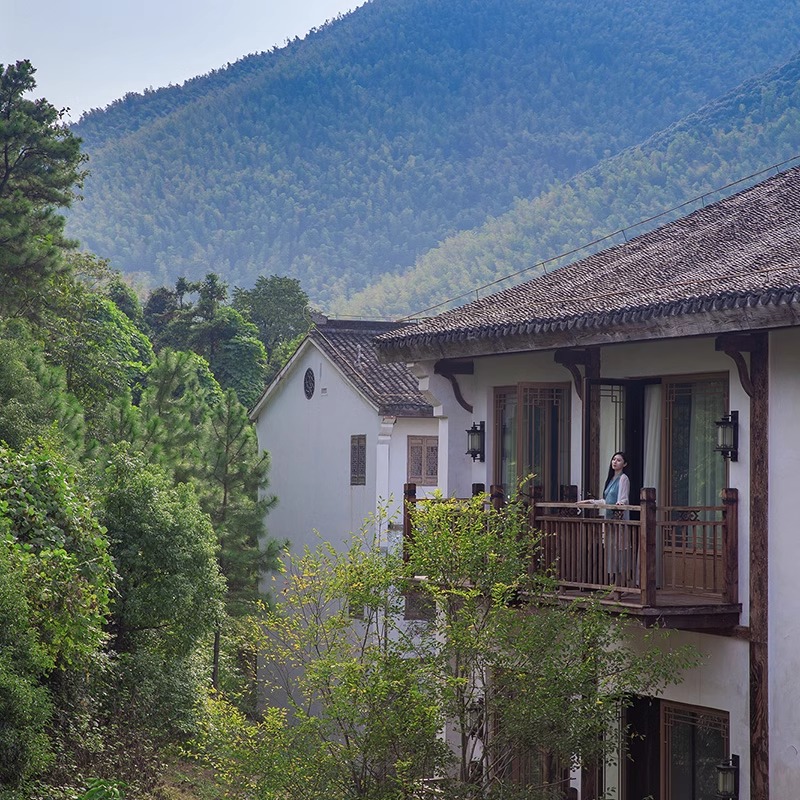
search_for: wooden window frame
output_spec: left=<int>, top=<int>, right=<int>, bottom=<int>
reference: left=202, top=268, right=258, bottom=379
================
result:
left=661, top=372, right=729, bottom=507
left=350, top=434, right=367, bottom=486
left=493, top=382, right=571, bottom=501
left=407, top=435, right=438, bottom=486
left=660, top=700, right=730, bottom=800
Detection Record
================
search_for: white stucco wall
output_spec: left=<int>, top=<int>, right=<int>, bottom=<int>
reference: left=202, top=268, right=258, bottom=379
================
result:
left=253, top=344, right=440, bottom=558
left=253, top=344, right=379, bottom=556
left=768, top=327, right=800, bottom=792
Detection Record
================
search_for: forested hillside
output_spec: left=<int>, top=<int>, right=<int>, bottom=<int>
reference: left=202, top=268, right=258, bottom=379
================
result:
left=340, top=54, right=800, bottom=316
left=66, top=0, right=800, bottom=306
left=0, top=63, right=293, bottom=797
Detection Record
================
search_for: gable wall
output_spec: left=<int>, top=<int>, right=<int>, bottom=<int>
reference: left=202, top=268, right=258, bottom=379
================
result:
left=254, top=344, right=380, bottom=556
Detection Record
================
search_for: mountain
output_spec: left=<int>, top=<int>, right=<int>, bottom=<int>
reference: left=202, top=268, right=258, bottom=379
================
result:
left=66, top=0, right=800, bottom=307
left=339, top=55, right=800, bottom=317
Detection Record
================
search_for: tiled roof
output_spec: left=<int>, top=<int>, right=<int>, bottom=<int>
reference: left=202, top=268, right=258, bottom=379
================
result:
left=376, top=165, right=800, bottom=361
left=311, top=320, right=432, bottom=417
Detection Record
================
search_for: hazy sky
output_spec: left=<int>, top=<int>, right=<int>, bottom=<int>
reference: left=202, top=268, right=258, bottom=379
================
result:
left=5, top=0, right=367, bottom=121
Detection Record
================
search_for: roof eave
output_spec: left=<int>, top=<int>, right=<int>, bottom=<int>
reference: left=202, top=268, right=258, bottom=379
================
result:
left=377, top=297, right=800, bottom=363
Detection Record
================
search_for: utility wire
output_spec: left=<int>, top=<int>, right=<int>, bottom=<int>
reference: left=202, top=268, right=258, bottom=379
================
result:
left=401, top=154, right=800, bottom=321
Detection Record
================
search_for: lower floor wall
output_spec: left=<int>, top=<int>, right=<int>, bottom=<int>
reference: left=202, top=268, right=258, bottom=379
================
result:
left=602, top=629, right=749, bottom=800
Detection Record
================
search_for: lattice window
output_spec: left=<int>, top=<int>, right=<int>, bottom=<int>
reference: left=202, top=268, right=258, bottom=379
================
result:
left=408, top=436, right=438, bottom=485
left=663, top=376, right=727, bottom=509
left=662, top=702, right=729, bottom=800
left=350, top=434, right=366, bottom=485
left=494, top=384, right=570, bottom=501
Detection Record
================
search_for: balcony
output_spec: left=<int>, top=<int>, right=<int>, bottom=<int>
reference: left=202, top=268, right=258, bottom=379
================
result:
left=404, top=484, right=741, bottom=631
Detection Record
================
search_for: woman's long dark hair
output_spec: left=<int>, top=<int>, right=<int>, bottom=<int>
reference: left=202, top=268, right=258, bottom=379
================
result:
left=603, top=451, right=628, bottom=492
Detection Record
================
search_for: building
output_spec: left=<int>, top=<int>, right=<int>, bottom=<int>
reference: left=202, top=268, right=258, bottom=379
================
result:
left=375, top=165, right=800, bottom=799
left=250, top=318, right=440, bottom=558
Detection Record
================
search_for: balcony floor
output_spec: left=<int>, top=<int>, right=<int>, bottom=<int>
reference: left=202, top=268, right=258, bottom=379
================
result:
left=556, top=587, right=742, bottom=630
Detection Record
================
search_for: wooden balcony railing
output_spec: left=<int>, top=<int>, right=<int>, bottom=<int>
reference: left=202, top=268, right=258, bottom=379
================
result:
left=403, top=483, right=739, bottom=613
left=532, top=487, right=739, bottom=607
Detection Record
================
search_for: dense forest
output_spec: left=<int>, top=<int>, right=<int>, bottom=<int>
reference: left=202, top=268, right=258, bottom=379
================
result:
left=64, top=0, right=800, bottom=307
left=0, top=61, right=313, bottom=799
left=339, top=53, right=800, bottom=316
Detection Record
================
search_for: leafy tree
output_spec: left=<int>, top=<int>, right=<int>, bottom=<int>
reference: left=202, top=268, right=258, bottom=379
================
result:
left=0, top=60, right=86, bottom=319
left=189, top=305, right=268, bottom=409
left=105, top=276, right=146, bottom=331
left=41, top=258, right=154, bottom=416
left=0, top=524, right=53, bottom=787
left=193, top=388, right=280, bottom=699
left=195, top=497, right=697, bottom=800
left=199, top=521, right=448, bottom=800
left=232, top=275, right=312, bottom=363
left=404, top=494, right=699, bottom=796
left=0, top=441, right=114, bottom=791
left=0, top=319, right=85, bottom=453
left=0, top=441, right=113, bottom=670
left=98, top=449, right=225, bottom=740
left=144, top=276, right=268, bottom=407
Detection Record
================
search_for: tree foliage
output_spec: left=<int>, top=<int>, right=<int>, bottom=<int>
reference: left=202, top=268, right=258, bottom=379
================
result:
left=0, top=60, right=86, bottom=318
left=195, top=498, right=698, bottom=799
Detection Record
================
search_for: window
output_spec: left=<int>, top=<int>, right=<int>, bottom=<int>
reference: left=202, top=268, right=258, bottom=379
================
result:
left=350, top=434, right=366, bottom=485
left=663, top=375, right=728, bottom=508
left=407, top=436, right=438, bottom=486
left=494, top=384, right=570, bottom=501
left=622, top=698, right=729, bottom=800
left=662, top=702, right=729, bottom=800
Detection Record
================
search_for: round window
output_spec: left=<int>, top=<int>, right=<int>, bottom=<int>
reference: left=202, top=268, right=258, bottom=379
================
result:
left=303, top=367, right=315, bottom=399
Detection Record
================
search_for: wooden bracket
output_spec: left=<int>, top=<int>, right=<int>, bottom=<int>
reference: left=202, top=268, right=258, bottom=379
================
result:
left=715, top=334, right=758, bottom=398
left=434, top=359, right=475, bottom=413
left=554, top=348, right=595, bottom=401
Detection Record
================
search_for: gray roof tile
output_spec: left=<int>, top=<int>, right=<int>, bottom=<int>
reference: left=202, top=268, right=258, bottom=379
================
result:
left=377, top=165, right=800, bottom=359
left=312, top=320, right=432, bottom=416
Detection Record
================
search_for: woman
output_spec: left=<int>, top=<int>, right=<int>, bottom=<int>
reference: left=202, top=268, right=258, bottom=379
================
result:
left=579, top=451, right=630, bottom=517
left=578, top=451, right=633, bottom=585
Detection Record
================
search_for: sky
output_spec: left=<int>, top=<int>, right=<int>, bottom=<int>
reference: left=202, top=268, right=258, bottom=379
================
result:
left=4, top=0, right=367, bottom=121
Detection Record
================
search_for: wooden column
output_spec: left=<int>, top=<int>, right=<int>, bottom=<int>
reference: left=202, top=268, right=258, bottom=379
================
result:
left=721, top=488, right=739, bottom=606
left=586, top=348, right=601, bottom=500
left=402, top=483, right=417, bottom=562
left=749, top=333, right=769, bottom=800
left=639, top=487, right=657, bottom=606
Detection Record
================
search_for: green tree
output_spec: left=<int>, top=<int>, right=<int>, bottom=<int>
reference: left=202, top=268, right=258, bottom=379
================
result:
left=144, top=276, right=269, bottom=407
left=0, top=319, right=85, bottom=453
left=0, top=441, right=114, bottom=791
left=198, top=521, right=448, bottom=800
left=98, top=449, right=225, bottom=741
left=0, top=60, right=86, bottom=319
left=195, top=496, right=698, bottom=800
left=0, top=441, right=113, bottom=670
left=232, top=275, right=312, bottom=363
left=41, top=256, right=153, bottom=416
left=0, top=524, right=53, bottom=788
left=405, top=494, right=699, bottom=796
left=193, top=388, right=280, bottom=701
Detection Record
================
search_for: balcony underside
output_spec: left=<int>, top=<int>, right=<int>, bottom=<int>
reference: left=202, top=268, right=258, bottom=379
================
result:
left=554, top=586, right=742, bottom=630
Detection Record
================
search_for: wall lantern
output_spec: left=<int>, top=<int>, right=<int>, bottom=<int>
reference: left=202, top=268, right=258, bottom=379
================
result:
left=716, top=754, right=739, bottom=799
left=466, top=421, right=485, bottom=462
left=715, top=410, right=739, bottom=462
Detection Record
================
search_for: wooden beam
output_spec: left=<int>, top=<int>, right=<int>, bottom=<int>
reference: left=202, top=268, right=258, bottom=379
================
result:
left=554, top=348, right=595, bottom=401
left=749, top=333, right=769, bottom=800
left=715, top=333, right=760, bottom=398
left=434, top=360, right=474, bottom=413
